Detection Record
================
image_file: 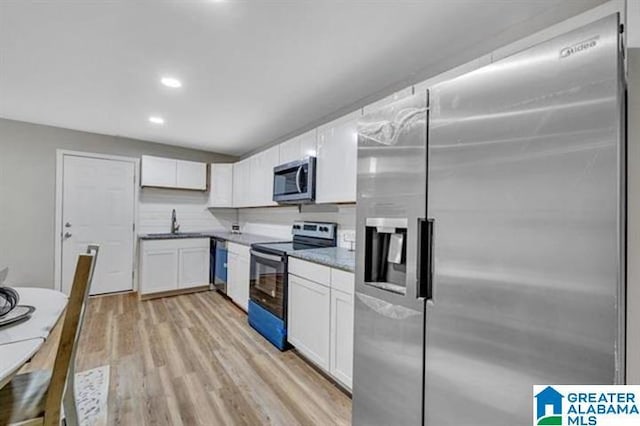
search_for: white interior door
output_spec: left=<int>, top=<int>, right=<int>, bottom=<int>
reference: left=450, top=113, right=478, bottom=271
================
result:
left=61, top=155, right=135, bottom=295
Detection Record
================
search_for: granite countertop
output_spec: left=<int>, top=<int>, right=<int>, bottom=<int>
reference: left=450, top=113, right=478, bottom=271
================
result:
left=288, top=247, right=356, bottom=272
left=206, top=231, right=287, bottom=247
left=138, top=230, right=284, bottom=247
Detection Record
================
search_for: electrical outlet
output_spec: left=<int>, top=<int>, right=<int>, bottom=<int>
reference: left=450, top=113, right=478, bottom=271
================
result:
left=341, top=230, right=356, bottom=251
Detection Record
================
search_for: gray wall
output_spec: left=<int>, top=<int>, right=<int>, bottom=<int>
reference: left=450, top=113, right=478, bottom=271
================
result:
left=0, top=118, right=234, bottom=288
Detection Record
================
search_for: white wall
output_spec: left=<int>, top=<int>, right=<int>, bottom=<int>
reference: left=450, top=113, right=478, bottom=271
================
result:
left=0, top=118, right=235, bottom=289
left=238, top=205, right=356, bottom=249
left=138, top=188, right=236, bottom=235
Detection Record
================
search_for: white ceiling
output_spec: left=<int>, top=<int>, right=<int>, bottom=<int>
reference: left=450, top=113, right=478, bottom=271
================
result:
left=0, top=0, right=606, bottom=156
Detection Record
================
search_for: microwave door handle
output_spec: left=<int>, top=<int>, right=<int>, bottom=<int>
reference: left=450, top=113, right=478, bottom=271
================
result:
left=295, top=165, right=303, bottom=193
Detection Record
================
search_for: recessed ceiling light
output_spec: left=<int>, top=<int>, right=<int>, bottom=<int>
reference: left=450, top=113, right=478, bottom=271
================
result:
left=149, top=116, right=165, bottom=125
left=161, top=77, right=182, bottom=88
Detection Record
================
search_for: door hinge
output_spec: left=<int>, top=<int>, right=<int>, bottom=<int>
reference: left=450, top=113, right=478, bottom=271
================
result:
left=133, top=223, right=135, bottom=232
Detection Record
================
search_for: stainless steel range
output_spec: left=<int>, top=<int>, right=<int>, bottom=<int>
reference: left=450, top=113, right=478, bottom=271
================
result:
left=248, top=221, right=337, bottom=350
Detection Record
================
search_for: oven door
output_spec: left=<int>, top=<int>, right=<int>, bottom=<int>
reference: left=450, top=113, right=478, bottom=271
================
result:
left=250, top=250, right=287, bottom=319
left=272, top=157, right=316, bottom=204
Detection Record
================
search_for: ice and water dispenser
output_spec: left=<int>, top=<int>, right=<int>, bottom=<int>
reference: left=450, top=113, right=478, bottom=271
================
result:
left=364, top=218, right=408, bottom=295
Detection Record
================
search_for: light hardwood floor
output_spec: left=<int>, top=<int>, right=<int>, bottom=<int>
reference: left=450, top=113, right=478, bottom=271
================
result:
left=24, top=291, right=352, bottom=425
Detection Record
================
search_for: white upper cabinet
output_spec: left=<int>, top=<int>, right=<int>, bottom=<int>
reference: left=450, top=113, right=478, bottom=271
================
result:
left=140, top=155, right=177, bottom=188
left=233, top=158, right=251, bottom=208
left=176, top=160, right=207, bottom=190
left=362, top=87, right=414, bottom=115
left=209, top=163, right=234, bottom=208
left=262, top=145, right=279, bottom=206
left=316, top=110, right=361, bottom=204
left=279, top=129, right=318, bottom=164
left=141, top=155, right=207, bottom=191
left=246, top=145, right=279, bottom=207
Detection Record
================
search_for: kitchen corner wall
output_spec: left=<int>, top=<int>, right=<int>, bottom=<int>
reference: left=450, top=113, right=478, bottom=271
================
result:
left=0, top=117, right=235, bottom=289
left=138, top=188, right=236, bottom=234
left=237, top=205, right=356, bottom=249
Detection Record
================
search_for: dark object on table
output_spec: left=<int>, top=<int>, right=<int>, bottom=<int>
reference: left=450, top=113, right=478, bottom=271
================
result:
left=0, top=287, right=20, bottom=317
left=0, top=305, right=35, bottom=327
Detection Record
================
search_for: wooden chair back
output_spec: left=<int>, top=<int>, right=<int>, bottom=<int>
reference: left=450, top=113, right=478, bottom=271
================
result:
left=62, top=245, right=99, bottom=426
left=43, top=247, right=98, bottom=425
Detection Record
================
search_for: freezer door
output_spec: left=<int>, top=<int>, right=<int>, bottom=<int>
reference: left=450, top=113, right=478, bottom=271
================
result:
left=425, top=14, right=624, bottom=425
left=353, top=92, right=428, bottom=425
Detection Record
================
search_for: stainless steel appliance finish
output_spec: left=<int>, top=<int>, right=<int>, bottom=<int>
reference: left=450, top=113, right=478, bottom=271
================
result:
left=273, top=157, right=316, bottom=204
left=250, top=221, right=338, bottom=319
left=425, top=15, right=624, bottom=425
left=352, top=14, right=625, bottom=426
left=353, top=93, right=428, bottom=425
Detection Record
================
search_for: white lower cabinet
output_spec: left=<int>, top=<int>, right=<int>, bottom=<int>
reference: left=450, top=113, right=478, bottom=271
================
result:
left=287, top=258, right=354, bottom=390
left=288, top=274, right=331, bottom=370
left=139, top=238, right=210, bottom=296
left=227, top=242, right=250, bottom=311
left=140, top=248, right=179, bottom=294
left=178, top=246, right=210, bottom=289
left=330, top=288, right=354, bottom=389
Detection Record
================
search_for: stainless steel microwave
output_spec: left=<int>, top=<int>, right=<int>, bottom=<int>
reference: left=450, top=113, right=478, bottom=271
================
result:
left=272, top=157, right=316, bottom=204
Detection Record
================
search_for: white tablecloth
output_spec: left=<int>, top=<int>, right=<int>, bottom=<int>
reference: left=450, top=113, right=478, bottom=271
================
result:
left=0, top=287, right=67, bottom=389
left=0, top=287, right=67, bottom=345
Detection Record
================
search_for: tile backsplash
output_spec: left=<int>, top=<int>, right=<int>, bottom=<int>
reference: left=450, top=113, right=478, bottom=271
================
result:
left=138, top=188, right=236, bottom=234
left=237, top=205, right=356, bottom=249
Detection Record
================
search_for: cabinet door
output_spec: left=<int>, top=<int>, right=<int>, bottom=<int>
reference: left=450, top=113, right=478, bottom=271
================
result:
left=249, top=152, right=265, bottom=206
left=226, top=251, right=239, bottom=301
left=236, top=253, right=250, bottom=311
left=233, top=159, right=250, bottom=207
left=278, top=137, right=301, bottom=165
left=262, top=145, right=279, bottom=206
left=178, top=246, right=209, bottom=289
left=287, top=274, right=331, bottom=370
left=330, top=289, right=354, bottom=389
left=141, top=155, right=177, bottom=188
left=176, top=160, right=207, bottom=190
left=140, top=247, right=179, bottom=294
left=316, top=111, right=360, bottom=203
left=209, top=163, right=234, bottom=207
left=279, top=129, right=317, bottom=164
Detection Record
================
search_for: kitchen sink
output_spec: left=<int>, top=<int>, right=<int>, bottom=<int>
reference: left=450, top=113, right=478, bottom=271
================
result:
left=144, top=232, right=207, bottom=238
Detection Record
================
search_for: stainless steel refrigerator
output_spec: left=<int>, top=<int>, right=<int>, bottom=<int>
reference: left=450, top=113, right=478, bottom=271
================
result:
left=353, top=14, right=625, bottom=425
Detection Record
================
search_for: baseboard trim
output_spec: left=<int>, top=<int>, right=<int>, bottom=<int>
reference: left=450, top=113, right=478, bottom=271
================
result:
left=139, top=286, right=210, bottom=301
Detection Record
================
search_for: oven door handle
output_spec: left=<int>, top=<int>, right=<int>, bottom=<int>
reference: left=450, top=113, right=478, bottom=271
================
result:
left=250, top=250, right=283, bottom=262
left=295, top=165, right=303, bottom=193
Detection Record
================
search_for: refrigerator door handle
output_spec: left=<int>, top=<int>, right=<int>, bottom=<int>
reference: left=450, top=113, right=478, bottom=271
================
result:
left=417, top=218, right=435, bottom=300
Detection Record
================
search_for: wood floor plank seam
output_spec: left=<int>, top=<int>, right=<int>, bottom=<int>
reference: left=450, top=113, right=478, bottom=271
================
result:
left=19, top=291, right=352, bottom=425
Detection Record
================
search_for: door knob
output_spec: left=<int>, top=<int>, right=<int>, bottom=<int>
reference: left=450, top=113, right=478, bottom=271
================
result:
left=64, top=232, right=72, bottom=239
left=65, top=222, right=72, bottom=228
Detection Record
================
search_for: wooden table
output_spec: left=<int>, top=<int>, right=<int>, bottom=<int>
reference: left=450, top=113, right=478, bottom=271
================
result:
left=0, top=287, right=67, bottom=389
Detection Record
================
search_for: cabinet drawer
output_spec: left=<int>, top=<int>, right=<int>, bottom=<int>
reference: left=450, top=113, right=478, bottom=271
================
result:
left=142, top=238, right=209, bottom=251
left=331, top=269, right=354, bottom=295
left=289, top=258, right=330, bottom=286
left=228, top=242, right=250, bottom=258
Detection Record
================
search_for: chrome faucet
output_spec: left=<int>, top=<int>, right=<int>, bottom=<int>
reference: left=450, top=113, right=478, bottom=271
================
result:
left=171, top=209, right=180, bottom=234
